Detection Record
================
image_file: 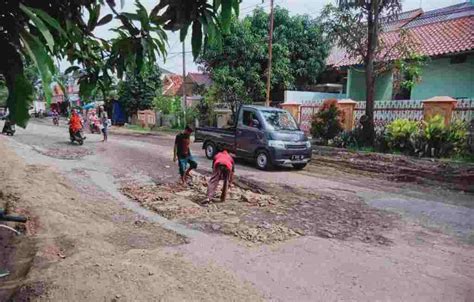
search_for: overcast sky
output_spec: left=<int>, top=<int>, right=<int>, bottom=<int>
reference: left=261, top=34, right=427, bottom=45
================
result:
left=88, top=0, right=466, bottom=75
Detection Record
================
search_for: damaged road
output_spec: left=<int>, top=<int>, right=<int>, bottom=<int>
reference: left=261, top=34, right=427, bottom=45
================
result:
left=1, top=120, right=473, bottom=301
left=121, top=174, right=396, bottom=245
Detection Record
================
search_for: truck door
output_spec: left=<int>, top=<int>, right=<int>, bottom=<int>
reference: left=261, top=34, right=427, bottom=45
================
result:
left=235, top=108, right=264, bottom=158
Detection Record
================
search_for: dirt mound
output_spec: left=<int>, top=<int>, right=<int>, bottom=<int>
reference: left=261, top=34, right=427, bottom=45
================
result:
left=313, top=146, right=474, bottom=192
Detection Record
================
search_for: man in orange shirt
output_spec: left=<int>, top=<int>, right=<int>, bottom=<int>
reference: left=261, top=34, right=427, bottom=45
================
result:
left=206, top=147, right=235, bottom=203
left=69, top=109, right=83, bottom=136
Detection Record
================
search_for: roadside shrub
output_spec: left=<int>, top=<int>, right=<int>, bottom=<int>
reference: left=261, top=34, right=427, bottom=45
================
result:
left=311, top=99, right=343, bottom=143
left=332, top=127, right=363, bottom=149
left=416, top=116, right=468, bottom=157
left=330, top=114, right=469, bottom=159
left=385, top=118, right=420, bottom=153
left=445, top=120, right=468, bottom=155
left=384, top=115, right=469, bottom=158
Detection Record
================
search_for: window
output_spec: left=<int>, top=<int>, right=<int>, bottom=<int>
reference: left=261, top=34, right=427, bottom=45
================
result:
left=242, top=110, right=258, bottom=127
left=450, top=55, right=467, bottom=64
left=261, top=110, right=299, bottom=131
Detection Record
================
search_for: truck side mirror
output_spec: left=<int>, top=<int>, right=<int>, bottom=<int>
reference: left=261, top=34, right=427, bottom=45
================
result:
left=252, top=119, right=260, bottom=129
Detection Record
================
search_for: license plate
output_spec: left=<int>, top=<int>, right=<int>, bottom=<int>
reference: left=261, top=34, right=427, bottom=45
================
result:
left=291, top=155, right=304, bottom=160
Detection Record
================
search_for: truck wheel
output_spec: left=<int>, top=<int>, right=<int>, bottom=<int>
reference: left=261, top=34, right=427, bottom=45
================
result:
left=256, top=150, right=272, bottom=170
left=204, top=142, right=216, bottom=159
left=292, top=163, right=307, bottom=170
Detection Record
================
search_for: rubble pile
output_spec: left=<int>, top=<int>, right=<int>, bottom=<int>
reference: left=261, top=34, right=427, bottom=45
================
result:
left=228, top=224, right=299, bottom=243
left=121, top=173, right=289, bottom=243
left=121, top=172, right=395, bottom=245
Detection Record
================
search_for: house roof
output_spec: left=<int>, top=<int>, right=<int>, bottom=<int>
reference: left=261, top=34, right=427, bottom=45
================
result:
left=162, top=74, right=183, bottom=96
left=159, top=67, right=175, bottom=75
left=327, top=2, right=474, bottom=67
left=187, top=72, right=212, bottom=87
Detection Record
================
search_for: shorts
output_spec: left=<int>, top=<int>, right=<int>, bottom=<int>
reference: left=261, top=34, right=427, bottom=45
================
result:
left=178, top=156, right=197, bottom=176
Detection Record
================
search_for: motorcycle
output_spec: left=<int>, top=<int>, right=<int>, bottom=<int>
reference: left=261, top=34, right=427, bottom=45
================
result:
left=2, top=120, right=15, bottom=136
left=70, top=129, right=85, bottom=145
left=89, top=120, right=101, bottom=134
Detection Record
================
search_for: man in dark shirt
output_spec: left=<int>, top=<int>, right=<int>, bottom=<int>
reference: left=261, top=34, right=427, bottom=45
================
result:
left=173, top=126, right=198, bottom=184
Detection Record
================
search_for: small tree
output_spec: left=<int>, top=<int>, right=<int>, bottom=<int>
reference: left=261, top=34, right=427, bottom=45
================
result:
left=311, top=99, right=343, bottom=142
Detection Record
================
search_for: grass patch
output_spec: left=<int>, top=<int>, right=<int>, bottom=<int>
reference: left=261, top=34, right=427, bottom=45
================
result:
left=448, top=153, right=474, bottom=164
left=124, top=124, right=180, bottom=135
left=348, top=146, right=376, bottom=153
left=125, top=124, right=151, bottom=132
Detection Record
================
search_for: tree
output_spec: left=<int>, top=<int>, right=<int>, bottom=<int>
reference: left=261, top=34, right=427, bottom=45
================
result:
left=198, top=7, right=330, bottom=105
left=321, top=0, right=403, bottom=144
left=0, top=0, right=240, bottom=127
left=117, top=65, right=161, bottom=116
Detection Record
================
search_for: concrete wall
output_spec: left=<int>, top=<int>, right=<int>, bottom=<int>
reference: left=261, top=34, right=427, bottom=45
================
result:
left=284, top=90, right=346, bottom=104
left=411, top=55, right=474, bottom=100
left=347, top=68, right=393, bottom=101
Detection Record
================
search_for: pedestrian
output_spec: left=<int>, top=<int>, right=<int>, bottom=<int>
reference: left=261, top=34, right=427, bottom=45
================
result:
left=206, top=146, right=234, bottom=204
left=98, top=105, right=108, bottom=142
left=173, top=125, right=198, bottom=184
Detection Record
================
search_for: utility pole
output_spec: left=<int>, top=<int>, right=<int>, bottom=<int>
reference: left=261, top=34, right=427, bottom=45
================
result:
left=182, top=42, right=187, bottom=113
left=181, top=42, right=188, bottom=127
left=265, top=0, right=275, bottom=107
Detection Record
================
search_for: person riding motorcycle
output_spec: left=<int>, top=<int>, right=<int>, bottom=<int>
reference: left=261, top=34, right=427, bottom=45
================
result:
left=69, top=109, right=84, bottom=143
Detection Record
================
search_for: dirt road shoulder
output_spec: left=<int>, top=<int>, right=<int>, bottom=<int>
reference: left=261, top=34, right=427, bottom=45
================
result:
left=0, top=139, right=262, bottom=301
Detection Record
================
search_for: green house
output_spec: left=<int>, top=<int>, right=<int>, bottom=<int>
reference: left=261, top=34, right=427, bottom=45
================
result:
left=326, top=2, right=474, bottom=101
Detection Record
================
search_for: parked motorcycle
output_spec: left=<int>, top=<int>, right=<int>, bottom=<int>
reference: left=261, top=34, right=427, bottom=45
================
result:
left=70, top=129, right=85, bottom=145
left=2, top=120, right=15, bottom=136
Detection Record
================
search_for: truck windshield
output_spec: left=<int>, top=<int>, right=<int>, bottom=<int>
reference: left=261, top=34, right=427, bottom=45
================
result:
left=261, top=110, right=299, bottom=131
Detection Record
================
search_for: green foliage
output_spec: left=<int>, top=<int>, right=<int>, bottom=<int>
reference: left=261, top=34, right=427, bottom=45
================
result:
left=332, top=127, right=362, bottom=149
left=199, top=85, right=221, bottom=126
left=169, top=107, right=199, bottom=129
left=446, top=120, right=468, bottom=155
left=418, top=115, right=468, bottom=158
left=311, top=100, right=343, bottom=141
left=198, top=7, right=330, bottom=104
left=7, top=74, right=34, bottom=127
left=383, top=115, right=469, bottom=158
left=117, top=65, right=161, bottom=116
left=153, top=95, right=181, bottom=115
left=394, top=51, right=428, bottom=90
left=385, top=119, right=419, bottom=153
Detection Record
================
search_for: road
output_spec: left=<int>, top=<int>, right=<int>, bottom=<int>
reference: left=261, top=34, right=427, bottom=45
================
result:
left=1, top=119, right=473, bottom=301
